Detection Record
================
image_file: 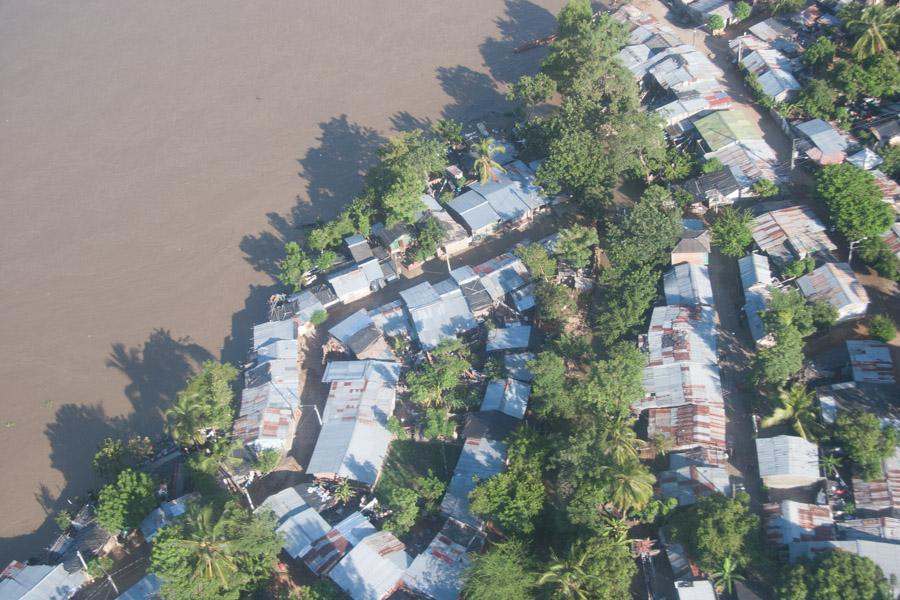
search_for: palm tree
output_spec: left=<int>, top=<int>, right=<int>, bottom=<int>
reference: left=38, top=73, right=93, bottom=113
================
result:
left=845, top=5, right=899, bottom=59
left=602, top=417, right=647, bottom=465
left=711, top=556, right=745, bottom=595
left=166, top=396, right=205, bottom=447
left=821, top=453, right=842, bottom=478
left=537, top=546, right=598, bottom=600
left=176, top=504, right=241, bottom=590
left=472, top=138, right=506, bottom=184
left=760, top=383, right=818, bottom=440
left=606, top=460, right=656, bottom=515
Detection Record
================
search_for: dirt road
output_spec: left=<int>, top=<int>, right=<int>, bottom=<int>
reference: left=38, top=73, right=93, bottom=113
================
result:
left=0, top=0, right=564, bottom=563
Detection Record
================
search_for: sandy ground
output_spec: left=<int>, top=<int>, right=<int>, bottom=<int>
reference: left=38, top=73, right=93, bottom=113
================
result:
left=0, top=0, right=565, bottom=563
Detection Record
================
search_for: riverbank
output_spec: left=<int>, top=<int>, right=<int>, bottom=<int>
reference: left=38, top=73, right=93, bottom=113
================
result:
left=0, top=0, right=565, bottom=564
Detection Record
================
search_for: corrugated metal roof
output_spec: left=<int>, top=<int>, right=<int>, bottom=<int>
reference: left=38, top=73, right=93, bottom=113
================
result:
left=659, top=463, right=731, bottom=506
left=763, top=500, right=834, bottom=546
left=253, top=319, right=297, bottom=351
left=400, top=281, right=477, bottom=350
left=329, top=309, right=374, bottom=344
left=0, top=563, right=87, bottom=600
left=257, top=486, right=331, bottom=559
left=647, top=401, right=727, bottom=451
left=486, top=325, right=531, bottom=352
left=504, top=352, right=535, bottom=382
left=139, top=494, right=195, bottom=542
left=738, top=253, right=773, bottom=290
left=234, top=382, right=300, bottom=449
left=639, top=363, right=724, bottom=411
left=278, top=290, right=326, bottom=324
left=707, top=139, right=781, bottom=183
left=505, top=160, right=549, bottom=210
left=797, top=263, right=869, bottom=322
left=481, top=378, right=531, bottom=420
left=796, top=119, right=848, bottom=165
left=664, top=263, right=714, bottom=306
left=440, top=437, right=508, bottom=529
left=257, top=339, right=298, bottom=363
left=403, top=520, right=478, bottom=600
left=840, top=517, right=900, bottom=541
left=847, top=147, right=884, bottom=171
left=308, top=361, right=399, bottom=486
left=755, top=435, right=819, bottom=480
left=345, top=235, right=375, bottom=263
left=400, top=281, right=441, bottom=310
left=448, top=190, right=502, bottom=234
left=468, top=173, right=532, bottom=223
left=752, top=202, right=837, bottom=265
left=117, top=574, right=162, bottom=600
left=368, top=300, right=413, bottom=339
left=329, top=531, right=411, bottom=600
left=475, top=254, right=531, bottom=301
left=674, top=579, right=717, bottom=600
left=644, top=304, right=718, bottom=368
left=304, top=511, right=377, bottom=576
left=847, top=340, right=895, bottom=385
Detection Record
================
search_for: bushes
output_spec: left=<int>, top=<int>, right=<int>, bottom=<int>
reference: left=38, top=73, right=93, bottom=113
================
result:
left=869, top=314, right=897, bottom=342
left=817, top=164, right=894, bottom=240
left=711, top=207, right=754, bottom=257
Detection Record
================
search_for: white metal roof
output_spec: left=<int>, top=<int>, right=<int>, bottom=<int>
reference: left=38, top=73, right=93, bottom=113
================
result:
left=481, top=378, right=531, bottom=420
left=257, top=486, right=331, bottom=559
left=756, top=435, right=819, bottom=479
left=664, top=263, right=714, bottom=306
left=329, top=531, right=411, bottom=600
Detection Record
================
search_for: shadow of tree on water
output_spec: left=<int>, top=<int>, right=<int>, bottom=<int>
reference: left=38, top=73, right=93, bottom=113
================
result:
left=479, top=0, right=558, bottom=85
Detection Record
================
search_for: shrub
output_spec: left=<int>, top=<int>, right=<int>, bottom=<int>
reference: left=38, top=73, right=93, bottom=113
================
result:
left=708, top=14, right=725, bottom=32
left=310, top=309, right=328, bottom=326
left=869, top=314, right=897, bottom=342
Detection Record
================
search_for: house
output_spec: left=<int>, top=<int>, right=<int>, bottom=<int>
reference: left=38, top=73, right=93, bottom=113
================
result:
left=447, top=190, right=502, bottom=238
left=117, top=574, right=162, bottom=600
left=789, top=540, right=900, bottom=592
left=671, top=226, right=712, bottom=265
left=504, top=352, right=535, bottom=382
left=304, top=511, right=377, bottom=576
left=505, top=160, right=551, bottom=213
left=371, top=221, right=413, bottom=255
left=739, top=253, right=774, bottom=347
left=328, top=309, right=395, bottom=361
left=472, top=253, right=532, bottom=303
left=839, top=517, right=900, bottom=542
left=872, top=169, right=900, bottom=213
left=639, top=361, right=723, bottom=412
left=646, top=401, right=727, bottom=452
left=328, top=258, right=387, bottom=304
left=871, top=118, right=900, bottom=148
left=402, top=519, right=481, bottom=600
left=852, top=447, right=900, bottom=516
left=328, top=531, right=411, bottom=600
left=139, top=494, right=196, bottom=542
left=256, top=486, right=331, bottom=559
left=694, top=111, right=759, bottom=153
left=486, top=324, right=532, bottom=352
left=440, top=436, right=508, bottom=529
left=816, top=382, right=900, bottom=426
left=797, top=263, right=870, bottom=323
left=481, top=378, right=531, bottom=420
left=756, top=435, right=820, bottom=489
left=763, top=500, right=834, bottom=547
left=466, top=172, right=535, bottom=226
left=306, top=360, right=400, bottom=486
left=747, top=17, right=802, bottom=55
left=417, top=194, right=471, bottom=257
left=368, top=300, right=414, bottom=340
left=449, top=266, right=493, bottom=315
left=684, top=166, right=745, bottom=208
left=737, top=45, right=800, bottom=103
left=674, top=579, right=718, bottom=600
left=345, top=234, right=375, bottom=264
left=268, top=289, right=329, bottom=334
left=642, top=304, right=718, bottom=370
left=847, top=147, right=884, bottom=171
left=886, top=223, right=900, bottom=261
left=659, top=451, right=731, bottom=505
left=707, top=139, right=781, bottom=184
left=0, top=561, right=87, bottom=600
left=846, top=340, right=896, bottom=385
left=657, top=90, right=733, bottom=127
left=253, top=319, right=297, bottom=350
left=233, top=383, right=300, bottom=451
left=795, top=119, right=849, bottom=166
left=399, top=281, right=477, bottom=350
left=510, top=283, right=537, bottom=312
left=751, top=202, right=837, bottom=267
left=663, top=263, right=715, bottom=306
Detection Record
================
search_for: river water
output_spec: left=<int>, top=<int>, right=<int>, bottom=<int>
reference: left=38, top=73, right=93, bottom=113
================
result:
left=0, top=0, right=562, bottom=562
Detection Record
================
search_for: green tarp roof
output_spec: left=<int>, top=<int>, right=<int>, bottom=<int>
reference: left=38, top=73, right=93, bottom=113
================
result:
left=694, top=110, right=758, bottom=151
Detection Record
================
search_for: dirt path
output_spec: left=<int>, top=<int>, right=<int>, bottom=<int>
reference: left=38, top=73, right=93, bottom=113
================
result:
left=0, top=0, right=565, bottom=563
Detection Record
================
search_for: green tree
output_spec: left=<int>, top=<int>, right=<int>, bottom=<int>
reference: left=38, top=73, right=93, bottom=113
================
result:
left=835, top=410, right=899, bottom=481
left=783, top=256, right=815, bottom=279
left=777, top=549, right=892, bottom=600
left=817, top=163, right=894, bottom=240
left=515, top=243, right=558, bottom=280
left=310, top=309, right=328, bottom=326
left=277, top=241, right=312, bottom=291
left=506, top=73, right=557, bottom=109
left=472, top=138, right=506, bottom=184
left=711, top=556, right=746, bottom=595
left=594, top=265, right=660, bottom=346
left=750, top=178, right=779, bottom=198
left=811, top=301, right=839, bottom=332
left=93, top=438, right=127, bottom=479
left=315, top=250, right=337, bottom=271
left=794, top=79, right=837, bottom=120
left=535, top=281, right=576, bottom=326
left=869, top=314, right=897, bottom=342
left=761, top=383, right=818, bottom=440
left=604, top=185, right=682, bottom=270
left=768, top=0, right=804, bottom=15
left=605, top=458, right=656, bottom=515
left=253, top=449, right=281, bottom=475
left=669, top=493, right=760, bottom=572
left=167, top=361, right=239, bottom=446
left=763, top=289, right=816, bottom=338
left=711, top=207, right=754, bottom=257
left=414, top=472, right=447, bottom=512
left=433, top=118, right=463, bottom=147
left=422, top=407, right=456, bottom=440
left=538, top=546, right=596, bottom=600
left=803, top=38, right=836, bottom=71
left=702, top=157, right=724, bottom=174
left=707, top=14, right=725, bottom=33
left=334, top=479, right=353, bottom=505
left=96, top=468, right=158, bottom=533
left=384, top=487, right=420, bottom=537
left=734, top=1, right=752, bottom=21
left=821, top=453, right=842, bottom=478
left=55, top=510, right=73, bottom=533
left=556, top=224, right=598, bottom=269
left=837, top=54, right=900, bottom=101
left=463, top=540, right=537, bottom=600
left=859, top=236, right=900, bottom=281
left=469, top=429, right=546, bottom=536
left=150, top=501, right=282, bottom=600
left=844, top=4, right=899, bottom=60
left=753, top=326, right=805, bottom=385
left=528, top=351, right=572, bottom=419
left=405, top=338, right=471, bottom=409
left=880, top=144, right=900, bottom=178
left=659, top=146, right=697, bottom=181
left=414, top=216, right=445, bottom=261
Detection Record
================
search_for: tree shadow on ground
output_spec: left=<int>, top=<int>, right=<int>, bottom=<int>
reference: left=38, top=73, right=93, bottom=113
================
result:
left=0, top=329, right=214, bottom=564
left=478, top=0, right=558, bottom=85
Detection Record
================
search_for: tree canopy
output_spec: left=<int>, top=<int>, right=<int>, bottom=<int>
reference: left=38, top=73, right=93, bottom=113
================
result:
left=777, top=549, right=893, bottom=600
left=669, top=493, right=761, bottom=573
left=96, top=468, right=158, bottom=533
left=834, top=410, right=899, bottom=481
left=556, top=224, right=599, bottom=269
left=463, top=540, right=537, bottom=600
left=711, top=207, right=754, bottom=257
left=166, top=360, right=239, bottom=447
left=277, top=241, right=312, bottom=291
left=405, top=338, right=471, bottom=409
left=817, top=163, right=894, bottom=240
left=515, top=243, right=558, bottom=280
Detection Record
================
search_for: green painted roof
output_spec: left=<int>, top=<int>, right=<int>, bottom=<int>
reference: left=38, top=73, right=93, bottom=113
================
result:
left=694, top=111, right=758, bottom=151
